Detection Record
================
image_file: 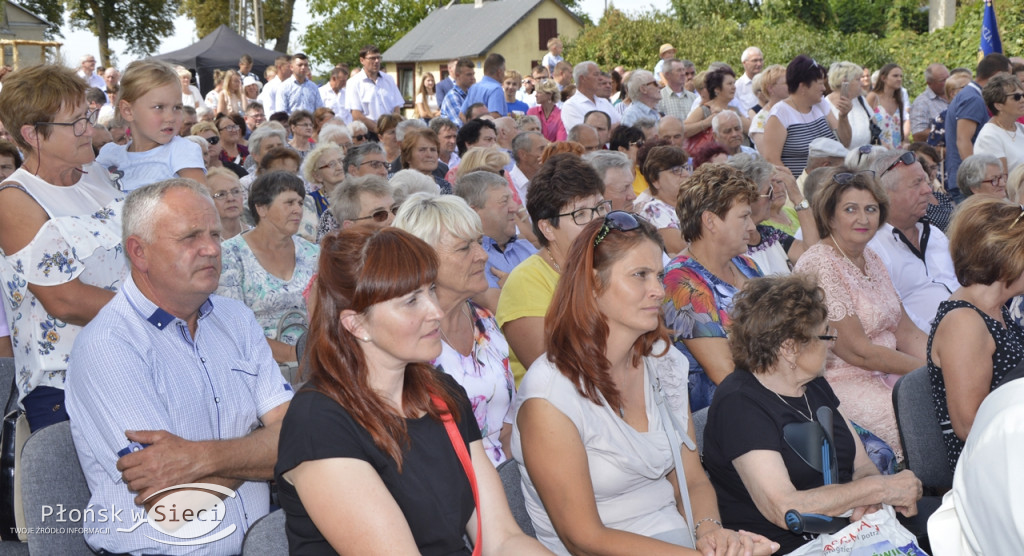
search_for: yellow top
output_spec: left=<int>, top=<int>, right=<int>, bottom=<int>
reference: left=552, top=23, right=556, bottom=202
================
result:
left=495, top=254, right=560, bottom=385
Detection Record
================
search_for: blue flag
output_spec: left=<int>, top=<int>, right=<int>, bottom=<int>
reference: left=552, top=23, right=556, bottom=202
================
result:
left=981, top=0, right=1003, bottom=55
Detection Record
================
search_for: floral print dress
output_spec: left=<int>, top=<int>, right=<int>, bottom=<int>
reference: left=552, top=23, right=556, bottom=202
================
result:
left=873, top=103, right=902, bottom=149
left=433, top=301, right=514, bottom=465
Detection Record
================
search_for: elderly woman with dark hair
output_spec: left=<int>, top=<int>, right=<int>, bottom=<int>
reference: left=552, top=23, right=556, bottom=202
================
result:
left=928, top=197, right=1024, bottom=472
left=975, top=74, right=1024, bottom=174
left=684, top=68, right=748, bottom=154
left=794, top=166, right=927, bottom=467
left=514, top=212, right=779, bottom=555
left=0, top=64, right=128, bottom=430
left=703, top=274, right=923, bottom=554
left=662, top=164, right=763, bottom=411
left=287, top=109, right=316, bottom=157
left=497, top=153, right=608, bottom=384
left=377, top=113, right=404, bottom=163
left=217, top=170, right=320, bottom=383
left=762, top=55, right=852, bottom=176
left=958, top=153, right=1008, bottom=199
left=639, top=145, right=690, bottom=256
left=400, top=127, right=452, bottom=194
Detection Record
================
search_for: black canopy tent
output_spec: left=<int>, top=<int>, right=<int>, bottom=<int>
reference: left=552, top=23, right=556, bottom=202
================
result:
left=150, top=25, right=281, bottom=97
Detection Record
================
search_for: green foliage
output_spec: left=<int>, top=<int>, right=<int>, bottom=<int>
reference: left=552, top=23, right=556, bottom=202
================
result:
left=672, top=0, right=759, bottom=26
left=67, top=0, right=178, bottom=65
left=180, top=0, right=292, bottom=50
left=568, top=0, right=1024, bottom=99
left=18, top=0, right=62, bottom=38
left=761, top=0, right=835, bottom=28
left=301, top=0, right=435, bottom=68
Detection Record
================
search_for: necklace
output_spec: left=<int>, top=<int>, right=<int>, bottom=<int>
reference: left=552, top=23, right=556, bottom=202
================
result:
left=829, top=237, right=871, bottom=281
left=543, top=247, right=562, bottom=273
left=996, top=118, right=1018, bottom=139
left=772, top=390, right=814, bottom=422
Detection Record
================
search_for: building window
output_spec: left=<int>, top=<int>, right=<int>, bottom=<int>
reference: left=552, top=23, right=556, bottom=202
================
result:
left=439, top=64, right=449, bottom=81
left=397, top=63, right=415, bottom=108
left=538, top=18, right=557, bottom=51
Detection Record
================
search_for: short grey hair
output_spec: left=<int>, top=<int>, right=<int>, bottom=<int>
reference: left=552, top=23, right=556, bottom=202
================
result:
left=511, top=131, right=543, bottom=163
left=390, top=169, right=439, bottom=206
left=328, top=175, right=393, bottom=223
left=392, top=192, right=482, bottom=247
left=348, top=120, right=368, bottom=137
left=301, top=142, right=345, bottom=184
left=583, top=150, right=631, bottom=182
left=343, top=142, right=386, bottom=173
left=572, top=61, right=597, bottom=84
left=925, top=63, right=948, bottom=83
left=395, top=118, right=427, bottom=142
left=626, top=70, right=655, bottom=101
left=318, top=123, right=352, bottom=146
left=726, top=154, right=773, bottom=189
left=871, top=149, right=921, bottom=191
left=828, top=61, right=863, bottom=90
left=429, top=116, right=458, bottom=135
left=123, top=179, right=211, bottom=244
left=680, top=60, right=695, bottom=70
left=516, top=115, right=541, bottom=131
left=741, top=47, right=763, bottom=63
left=957, top=153, right=1002, bottom=196
left=248, top=124, right=287, bottom=159
left=454, top=170, right=509, bottom=209
left=844, top=145, right=886, bottom=171
left=711, top=110, right=740, bottom=134
left=196, top=105, right=214, bottom=120
left=567, top=124, right=596, bottom=143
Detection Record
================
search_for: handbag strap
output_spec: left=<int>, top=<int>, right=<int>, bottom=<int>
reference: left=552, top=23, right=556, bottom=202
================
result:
left=856, top=95, right=873, bottom=118
left=645, top=359, right=697, bottom=547
left=430, top=393, right=482, bottom=556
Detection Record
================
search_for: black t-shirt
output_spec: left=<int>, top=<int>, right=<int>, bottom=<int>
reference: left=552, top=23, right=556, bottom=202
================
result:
left=703, top=371, right=857, bottom=553
left=275, top=373, right=482, bottom=555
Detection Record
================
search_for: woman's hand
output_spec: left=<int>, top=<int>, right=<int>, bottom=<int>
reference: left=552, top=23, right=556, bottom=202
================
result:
left=850, top=503, right=883, bottom=521
left=833, top=95, right=853, bottom=118
left=879, top=470, right=922, bottom=515
left=696, top=526, right=779, bottom=556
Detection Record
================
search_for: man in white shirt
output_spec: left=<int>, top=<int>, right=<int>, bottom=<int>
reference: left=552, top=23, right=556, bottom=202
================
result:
left=319, top=65, right=353, bottom=123
left=734, top=46, right=764, bottom=114
left=713, top=112, right=757, bottom=157
left=561, top=61, right=621, bottom=130
left=258, top=55, right=292, bottom=114
left=345, top=44, right=404, bottom=134
left=868, top=150, right=960, bottom=332
left=77, top=54, right=105, bottom=89
left=508, top=130, right=548, bottom=205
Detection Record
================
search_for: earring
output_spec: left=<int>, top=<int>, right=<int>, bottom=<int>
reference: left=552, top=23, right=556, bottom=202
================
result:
left=790, top=360, right=797, bottom=371
left=363, top=336, right=370, bottom=342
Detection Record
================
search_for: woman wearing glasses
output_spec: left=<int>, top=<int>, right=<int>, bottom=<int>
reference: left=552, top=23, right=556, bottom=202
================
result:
left=217, top=114, right=248, bottom=167
left=497, top=154, right=607, bottom=384
left=975, top=74, right=1024, bottom=174
left=638, top=146, right=690, bottom=257
left=0, top=64, right=128, bottom=430
left=288, top=110, right=316, bottom=159
left=958, top=154, right=1009, bottom=200
left=794, top=168, right=927, bottom=467
left=703, top=274, right=923, bottom=554
left=928, top=197, right=1024, bottom=472
left=217, top=171, right=320, bottom=384
left=513, top=211, right=779, bottom=555
left=661, top=164, right=763, bottom=412
left=301, top=143, right=346, bottom=217
left=205, top=168, right=250, bottom=240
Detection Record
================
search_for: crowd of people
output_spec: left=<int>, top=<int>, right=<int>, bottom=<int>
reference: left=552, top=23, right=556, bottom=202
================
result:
left=0, top=39, right=1022, bottom=555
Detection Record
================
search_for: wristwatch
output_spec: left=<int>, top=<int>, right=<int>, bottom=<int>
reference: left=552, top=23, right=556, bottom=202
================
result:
left=793, top=199, right=810, bottom=211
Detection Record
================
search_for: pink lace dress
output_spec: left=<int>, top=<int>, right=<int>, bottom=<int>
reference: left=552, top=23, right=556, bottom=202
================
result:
left=794, top=243, right=904, bottom=459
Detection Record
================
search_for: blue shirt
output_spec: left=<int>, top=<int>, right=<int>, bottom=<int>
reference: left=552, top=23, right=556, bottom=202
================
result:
left=507, top=99, right=529, bottom=115
left=66, top=276, right=294, bottom=555
left=464, top=76, right=508, bottom=117
left=277, top=76, right=325, bottom=114
left=482, top=235, right=537, bottom=288
left=943, top=82, right=987, bottom=199
left=436, top=75, right=455, bottom=109
left=441, top=86, right=469, bottom=127
left=620, top=102, right=661, bottom=127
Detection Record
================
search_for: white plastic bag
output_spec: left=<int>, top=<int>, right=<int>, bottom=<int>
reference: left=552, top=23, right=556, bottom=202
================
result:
left=786, top=505, right=929, bottom=555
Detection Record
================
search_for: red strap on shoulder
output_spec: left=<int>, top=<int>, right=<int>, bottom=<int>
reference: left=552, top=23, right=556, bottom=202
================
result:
left=431, top=393, right=482, bottom=556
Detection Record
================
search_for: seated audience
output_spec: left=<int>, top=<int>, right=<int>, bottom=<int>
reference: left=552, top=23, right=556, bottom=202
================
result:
left=907, top=142, right=955, bottom=232
left=975, top=74, right=1024, bottom=174
left=513, top=211, right=778, bottom=555
left=390, top=169, right=439, bottom=207
left=205, top=167, right=250, bottom=240
left=394, top=194, right=516, bottom=465
left=704, top=274, right=923, bottom=554
left=928, top=196, right=1024, bottom=471
left=288, top=109, right=316, bottom=158
left=638, top=145, right=690, bottom=256
left=583, top=150, right=637, bottom=213
left=217, top=114, right=249, bottom=167
left=958, top=153, right=1008, bottom=199
left=662, top=164, right=762, bottom=411
left=274, top=227, right=548, bottom=554
left=316, top=174, right=396, bottom=241
left=400, top=127, right=452, bottom=193
left=301, top=143, right=346, bottom=217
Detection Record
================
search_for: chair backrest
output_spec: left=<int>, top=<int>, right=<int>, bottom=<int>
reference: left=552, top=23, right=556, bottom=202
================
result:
left=495, top=459, right=535, bottom=538
left=20, top=421, right=93, bottom=555
left=0, top=358, right=16, bottom=414
left=892, top=366, right=953, bottom=491
left=242, top=508, right=288, bottom=556
left=691, top=407, right=708, bottom=456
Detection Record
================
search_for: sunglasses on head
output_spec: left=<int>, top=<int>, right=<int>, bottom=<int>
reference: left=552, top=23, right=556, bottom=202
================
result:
left=832, top=170, right=876, bottom=185
left=879, top=151, right=916, bottom=178
left=594, top=211, right=642, bottom=247
left=351, top=206, right=400, bottom=223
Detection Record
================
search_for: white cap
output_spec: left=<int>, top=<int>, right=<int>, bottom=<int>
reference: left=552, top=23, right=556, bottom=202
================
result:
left=807, top=137, right=848, bottom=159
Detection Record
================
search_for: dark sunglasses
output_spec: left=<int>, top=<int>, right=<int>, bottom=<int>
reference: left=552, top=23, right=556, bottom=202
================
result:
left=351, top=206, right=400, bottom=223
left=1007, top=92, right=1024, bottom=102
left=205, top=135, right=220, bottom=146
left=352, top=134, right=367, bottom=141
left=879, top=151, right=916, bottom=178
left=832, top=170, right=875, bottom=185
left=594, top=211, right=641, bottom=247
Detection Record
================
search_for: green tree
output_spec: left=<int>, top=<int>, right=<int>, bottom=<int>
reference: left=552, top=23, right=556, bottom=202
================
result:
left=670, top=0, right=759, bottom=26
left=301, top=0, right=435, bottom=67
left=180, top=0, right=295, bottom=52
left=65, top=0, right=178, bottom=66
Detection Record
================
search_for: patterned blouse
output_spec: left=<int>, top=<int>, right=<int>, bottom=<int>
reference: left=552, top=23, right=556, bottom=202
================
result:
left=639, top=197, right=679, bottom=230
left=432, top=301, right=515, bottom=465
left=662, top=253, right=763, bottom=411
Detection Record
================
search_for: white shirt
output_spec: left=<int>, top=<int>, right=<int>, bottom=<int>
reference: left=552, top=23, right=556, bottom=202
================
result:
left=867, top=222, right=960, bottom=331
left=78, top=70, right=105, bottom=90
left=735, top=73, right=758, bottom=114
left=510, top=164, right=530, bottom=206
left=974, top=121, right=1024, bottom=173
left=259, top=76, right=283, bottom=114
left=319, top=83, right=353, bottom=124
left=345, top=70, right=405, bottom=122
left=560, top=92, right=621, bottom=131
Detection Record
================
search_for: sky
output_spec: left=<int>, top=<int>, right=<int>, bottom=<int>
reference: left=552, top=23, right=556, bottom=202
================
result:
left=57, top=0, right=671, bottom=70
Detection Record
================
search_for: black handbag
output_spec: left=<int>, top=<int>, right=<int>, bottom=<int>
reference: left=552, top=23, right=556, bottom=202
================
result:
left=858, top=96, right=883, bottom=146
left=0, top=379, right=23, bottom=540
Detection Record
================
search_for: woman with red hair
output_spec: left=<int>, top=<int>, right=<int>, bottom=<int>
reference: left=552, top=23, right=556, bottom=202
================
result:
left=275, top=227, right=548, bottom=555
left=512, top=212, right=778, bottom=555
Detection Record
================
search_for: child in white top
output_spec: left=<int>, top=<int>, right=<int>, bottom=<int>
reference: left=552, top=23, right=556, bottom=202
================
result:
left=542, top=38, right=564, bottom=76
left=96, top=60, right=206, bottom=192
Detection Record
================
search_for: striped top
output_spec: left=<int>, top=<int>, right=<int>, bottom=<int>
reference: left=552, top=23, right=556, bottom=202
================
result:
left=768, top=98, right=837, bottom=176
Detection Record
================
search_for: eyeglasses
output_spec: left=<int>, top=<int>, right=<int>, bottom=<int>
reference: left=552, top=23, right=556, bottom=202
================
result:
left=817, top=332, right=838, bottom=345
left=879, top=151, right=916, bottom=178
left=759, top=183, right=774, bottom=199
left=359, top=160, right=388, bottom=170
left=293, top=122, right=313, bottom=128
left=33, top=109, right=98, bottom=137
left=594, top=211, right=641, bottom=246
left=855, top=144, right=873, bottom=165
left=319, top=159, right=344, bottom=171
left=832, top=170, right=875, bottom=185
left=219, top=124, right=240, bottom=132
left=205, top=135, right=220, bottom=146
left=981, top=174, right=1007, bottom=187
left=556, top=199, right=612, bottom=226
left=629, top=139, right=645, bottom=148
left=351, top=206, right=400, bottom=222
left=668, top=165, right=690, bottom=177
left=364, top=55, right=382, bottom=62
left=211, top=188, right=243, bottom=200
left=352, top=134, right=367, bottom=141
left=683, top=71, right=696, bottom=77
